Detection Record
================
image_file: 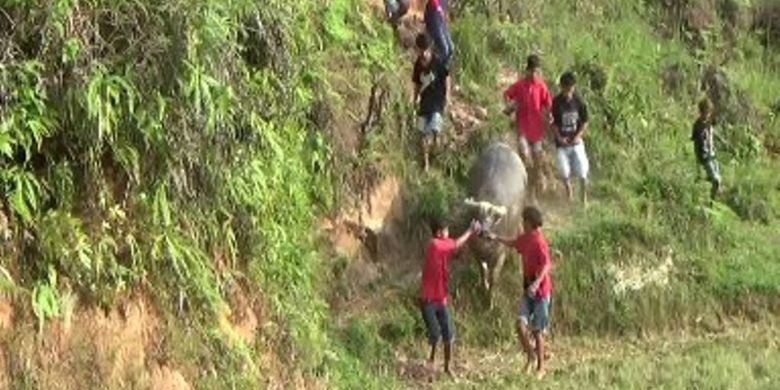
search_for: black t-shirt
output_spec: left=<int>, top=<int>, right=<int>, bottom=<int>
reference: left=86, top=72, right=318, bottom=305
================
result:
left=691, top=118, right=715, bottom=162
left=413, top=56, right=449, bottom=116
left=552, top=94, right=589, bottom=147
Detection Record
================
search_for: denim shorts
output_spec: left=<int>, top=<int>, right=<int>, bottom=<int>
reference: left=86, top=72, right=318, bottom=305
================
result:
left=418, top=112, right=444, bottom=137
left=519, top=295, right=551, bottom=332
left=422, top=302, right=453, bottom=344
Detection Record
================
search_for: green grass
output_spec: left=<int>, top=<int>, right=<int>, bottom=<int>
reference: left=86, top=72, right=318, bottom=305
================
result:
left=445, top=326, right=780, bottom=389
left=329, top=1, right=780, bottom=386
left=1, top=0, right=779, bottom=388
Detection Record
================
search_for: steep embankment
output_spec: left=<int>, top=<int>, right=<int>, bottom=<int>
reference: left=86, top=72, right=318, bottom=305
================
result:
left=0, top=1, right=409, bottom=388
left=0, top=0, right=778, bottom=389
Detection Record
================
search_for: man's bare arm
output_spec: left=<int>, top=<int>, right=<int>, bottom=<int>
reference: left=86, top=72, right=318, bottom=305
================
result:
left=552, top=123, right=565, bottom=144
left=531, top=262, right=551, bottom=289
left=488, top=233, right=515, bottom=247
left=454, top=228, right=475, bottom=250
left=574, top=121, right=589, bottom=140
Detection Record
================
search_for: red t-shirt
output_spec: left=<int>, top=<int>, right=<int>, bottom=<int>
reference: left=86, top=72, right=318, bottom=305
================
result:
left=504, top=76, right=552, bottom=144
left=421, top=237, right=457, bottom=304
left=514, top=229, right=552, bottom=298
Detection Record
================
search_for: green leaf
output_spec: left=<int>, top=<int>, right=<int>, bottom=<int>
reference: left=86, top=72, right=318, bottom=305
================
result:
left=0, top=132, right=14, bottom=157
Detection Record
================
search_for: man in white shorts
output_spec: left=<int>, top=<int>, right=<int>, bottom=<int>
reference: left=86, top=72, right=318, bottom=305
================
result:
left=551, top=72, right=590, bottom=204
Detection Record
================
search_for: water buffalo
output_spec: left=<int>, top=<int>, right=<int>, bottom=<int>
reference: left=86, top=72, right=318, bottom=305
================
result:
left=463, top=142, right=528, bottom=307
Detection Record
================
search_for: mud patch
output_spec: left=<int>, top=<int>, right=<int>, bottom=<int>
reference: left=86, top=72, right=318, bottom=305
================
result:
left=150, top=364, right=193, bottom=390
left=447, top=95, right=488, bottom=147
left=0, top=343, right=8, bottom=389
left=4, top=294, right=163, bottom=389
left=0, top=296, right=13, bottom=333
left=323, top=175, right=404, bottom=259
left=395, top=353, right=438, bottom=387
left=221, top=281, right=261, bottom=346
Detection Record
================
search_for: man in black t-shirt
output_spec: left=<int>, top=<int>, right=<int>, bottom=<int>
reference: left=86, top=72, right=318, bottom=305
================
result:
left=552, top=72, right=590, bottom=204
left=413, top=33, right=450, bottom=172
left=691, top=98, right=721, bottom=198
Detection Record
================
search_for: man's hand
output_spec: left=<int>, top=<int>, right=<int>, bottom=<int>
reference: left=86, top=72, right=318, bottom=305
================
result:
left=503, top=101, right=517, bottom=116
left=469, top=220, right=482, bottom=235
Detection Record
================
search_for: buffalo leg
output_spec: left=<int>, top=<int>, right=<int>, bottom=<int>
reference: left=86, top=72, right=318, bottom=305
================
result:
left=480, top=261, right=490, bottom=292
left=488, top=251, right=506, bottom=309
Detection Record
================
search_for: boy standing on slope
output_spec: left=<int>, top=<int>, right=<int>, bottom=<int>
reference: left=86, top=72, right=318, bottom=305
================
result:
left=421, top=217, right=480, bottom=376
left=413, top=33, right=451, bottom=172
left=504, top=55, right=553, bottom=202
left=552, top=72, right=590, bottom=205
left=489, top=206, right=552, bottom=379
left=691, top=98, right=721, bottom=199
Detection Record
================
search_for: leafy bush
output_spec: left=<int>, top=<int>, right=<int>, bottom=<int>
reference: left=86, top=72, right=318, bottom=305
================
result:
left=343, top=316, right=393, bottom=364
left=404, top=173, right=464, bottom=237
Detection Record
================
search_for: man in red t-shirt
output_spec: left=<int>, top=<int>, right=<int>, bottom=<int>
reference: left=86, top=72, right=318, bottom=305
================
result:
left=489, top=206, right=552, bottom=378
left=504, top=55, right=553, bottom=201
left=421, top=217, right=479, bottom=376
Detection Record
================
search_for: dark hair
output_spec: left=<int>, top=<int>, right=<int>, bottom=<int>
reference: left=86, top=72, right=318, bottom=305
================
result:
left=416, top=33, right=431, bottom=50
left=526, top=54, right=541, bottom=71
left=560, top=71, right=577, bottom=88
left=698, top=98, right=714, bottom=115
left=521, top=206, right=543, bottom=229
left=430, top=217, right=449, bottom=234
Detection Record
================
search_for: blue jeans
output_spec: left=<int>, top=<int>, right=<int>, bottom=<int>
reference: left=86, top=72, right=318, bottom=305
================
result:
left=519, top=295, right=551, bottom=332
left=424, top=11, right=454, bottom=66
left=422, top=302, right=453, bottom=344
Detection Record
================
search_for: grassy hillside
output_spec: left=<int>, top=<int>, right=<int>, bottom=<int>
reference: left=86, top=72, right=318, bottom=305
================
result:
left=450, top=0, right=780, bottom=333
left=0, top=0, right=777, bottom=388
left=0, top=0, right=404, bottom=387
left=319, top=0, right=780, bottom=386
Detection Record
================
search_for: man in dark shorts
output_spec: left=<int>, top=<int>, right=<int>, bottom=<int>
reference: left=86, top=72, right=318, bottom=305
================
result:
left=552, top=71, right=590, bottom=204
left=691, top=98, right=721, bottom=199
left=489, top=206, right=553, bottom=379
left=421, top=217, right=480, bottom=375
left=413, top=33, right=451, bottom=172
